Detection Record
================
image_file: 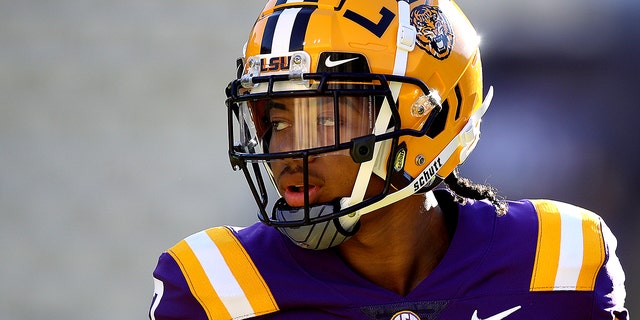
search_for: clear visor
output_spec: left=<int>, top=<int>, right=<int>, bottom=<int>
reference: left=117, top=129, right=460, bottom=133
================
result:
left=237, top=95, right=382, bottom=155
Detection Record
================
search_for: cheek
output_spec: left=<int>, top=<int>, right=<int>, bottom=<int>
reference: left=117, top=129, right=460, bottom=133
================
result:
left=331, top=161, right=359, bottom=182
left=301, top=155, right=356, bottom=187
left=268, top=160, right=283, bottom=175
left=325, top=160, right=385, bottom=200
left=318, top=157, right=361, bottom=192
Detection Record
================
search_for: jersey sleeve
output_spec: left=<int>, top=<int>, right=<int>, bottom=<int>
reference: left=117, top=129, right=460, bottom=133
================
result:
left=529, top=200, right=628, bottom=319
left=150, top=252, right=209, bottom=320
left=148, top=227, right=279, bottom=320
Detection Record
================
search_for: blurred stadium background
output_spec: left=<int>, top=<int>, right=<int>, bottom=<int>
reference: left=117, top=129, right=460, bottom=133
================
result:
left=0, top=0, right=637, bottom=319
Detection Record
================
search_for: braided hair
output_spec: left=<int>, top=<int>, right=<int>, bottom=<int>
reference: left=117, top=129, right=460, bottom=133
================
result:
left=443, top=170, right=508, bottom=216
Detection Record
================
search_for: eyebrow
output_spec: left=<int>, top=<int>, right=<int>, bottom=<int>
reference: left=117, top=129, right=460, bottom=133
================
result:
left=266, top=101, right=287, bottom=113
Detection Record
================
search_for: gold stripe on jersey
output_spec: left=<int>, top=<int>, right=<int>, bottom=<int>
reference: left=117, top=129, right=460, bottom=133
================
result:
left=530, top=200, right=561, bottom=291
left=168, top=227, right=278, bottom=320
left=530, top=200, right=605, bottom=292
left=169, top=239, right=230, bottom=319
left=207, top=227, right=279, bottom=316
left=577, top=210, right=606, bottom=289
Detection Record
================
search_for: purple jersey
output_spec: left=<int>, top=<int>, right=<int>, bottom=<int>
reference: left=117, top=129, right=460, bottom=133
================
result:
left=149, top=194, right=628, bottom=319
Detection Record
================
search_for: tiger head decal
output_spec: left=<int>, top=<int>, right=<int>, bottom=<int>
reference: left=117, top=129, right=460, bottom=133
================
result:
left=411, top=5, right=455, bottom=60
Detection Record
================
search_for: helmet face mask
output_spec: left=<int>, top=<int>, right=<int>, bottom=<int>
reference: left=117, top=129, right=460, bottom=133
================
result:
left=227, top=72, right=443, bottom=247
left=226, top=0, right=490, bottom=249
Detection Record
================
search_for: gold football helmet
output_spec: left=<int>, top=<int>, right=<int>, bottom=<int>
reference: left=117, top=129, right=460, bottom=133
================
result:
left=226, top=0, right=492, bottom=249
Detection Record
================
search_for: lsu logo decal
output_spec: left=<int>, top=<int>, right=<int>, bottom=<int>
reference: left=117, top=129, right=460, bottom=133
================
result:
left=410, top=5, right=454, bottom=60
left=243, top=55, right=291, bottom=75
left=243, top=51, right=311, bottom=78
left=259, top=55, right=291, bottom=73
left=243, top=56, right=291, bottom=76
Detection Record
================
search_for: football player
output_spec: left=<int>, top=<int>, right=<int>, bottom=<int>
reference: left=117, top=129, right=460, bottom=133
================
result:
left=150, top=0, right=628, bottom=319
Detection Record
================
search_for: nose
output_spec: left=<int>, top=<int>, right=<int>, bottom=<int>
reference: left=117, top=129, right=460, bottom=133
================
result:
left=271, top=152, right=317, bottom=172
left=268, top=131, right=324, bottom=155
left=269, top=152, right=317, bottom=177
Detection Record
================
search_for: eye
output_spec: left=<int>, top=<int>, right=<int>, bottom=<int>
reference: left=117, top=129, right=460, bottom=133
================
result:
left=317, top=116, right=336, bottom=127
left=271, top=120, right=291, bottom=132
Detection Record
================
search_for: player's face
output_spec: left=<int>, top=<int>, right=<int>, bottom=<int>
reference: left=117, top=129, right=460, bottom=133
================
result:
left=265, top=96, right=380, bottom=207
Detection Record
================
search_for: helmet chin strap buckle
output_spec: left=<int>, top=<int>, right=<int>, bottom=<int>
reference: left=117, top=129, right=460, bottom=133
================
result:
left=338, top=197, right=362, bottom=231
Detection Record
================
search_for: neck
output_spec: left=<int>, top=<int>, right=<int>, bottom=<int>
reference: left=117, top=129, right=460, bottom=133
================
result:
left=337, top=194, right=450, bottom=296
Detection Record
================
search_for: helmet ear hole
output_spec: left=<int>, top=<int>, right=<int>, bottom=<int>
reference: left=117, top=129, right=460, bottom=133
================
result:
left=426, top=99, right=449, bottom=138
left=426, top=83, right=464, bottom=138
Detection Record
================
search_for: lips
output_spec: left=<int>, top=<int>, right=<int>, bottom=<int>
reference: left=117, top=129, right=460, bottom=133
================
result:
left=276, top=171, right=324, bottom=207
left=283, top=184, right=321, bottom=207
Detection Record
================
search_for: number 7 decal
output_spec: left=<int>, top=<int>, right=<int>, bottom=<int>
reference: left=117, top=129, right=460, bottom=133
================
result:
left=343, top=7, right=395, bottom=38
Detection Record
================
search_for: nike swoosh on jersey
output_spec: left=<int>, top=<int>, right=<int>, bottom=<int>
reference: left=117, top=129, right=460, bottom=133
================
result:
left=324, top=56, right=359, bottom=68
left=471, top=306, right=521, bottom=320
